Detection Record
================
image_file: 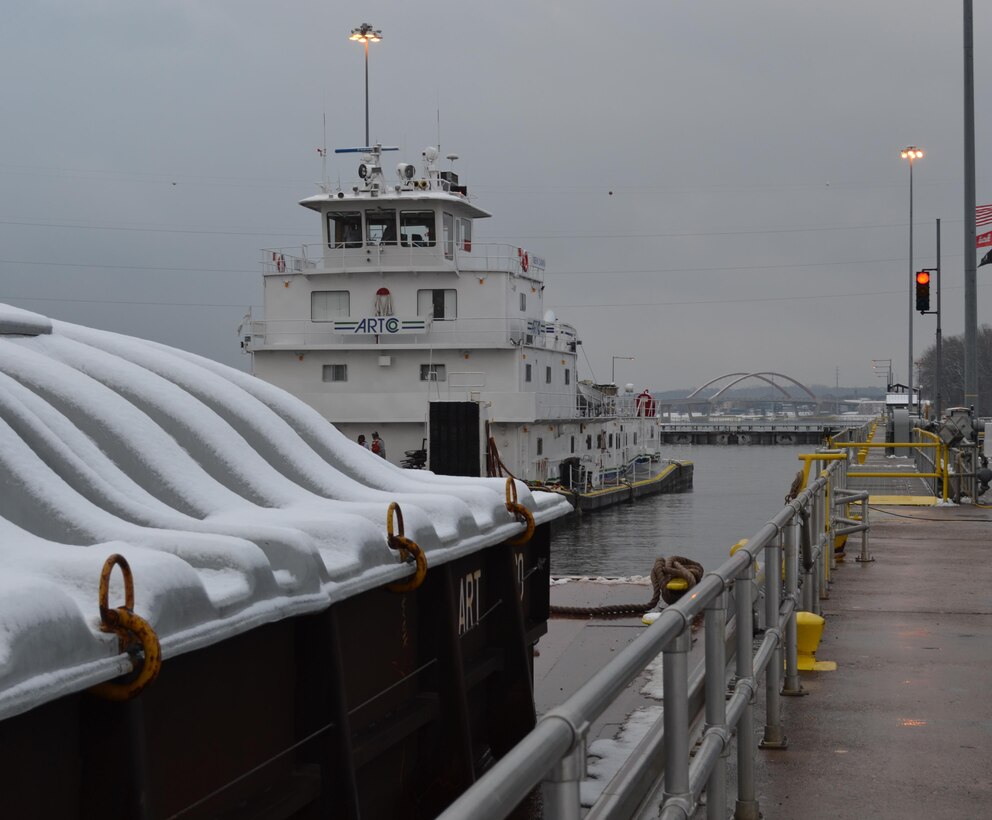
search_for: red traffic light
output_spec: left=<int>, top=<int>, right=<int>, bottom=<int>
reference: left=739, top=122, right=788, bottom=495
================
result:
left=915, top=271, right=931, bottom=312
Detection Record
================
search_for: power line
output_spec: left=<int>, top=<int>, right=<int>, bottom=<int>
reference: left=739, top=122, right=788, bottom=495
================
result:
left=491, top=221, right=951, bottom=241
left=0, top=253, right=964, bottom=278
left=0, top=217, right=315, bottom=238
left=0, top=215, right=953, bottom=241
left=0, top=294, right=257, bottom=310
left=551, top=281, right=988, bottom=310
left=0, top=258, right=252, bottom=274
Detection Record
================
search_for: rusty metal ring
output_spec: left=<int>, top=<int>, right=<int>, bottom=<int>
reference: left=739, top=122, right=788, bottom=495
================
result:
left=387, top=500, right=404, bottom=540
left=505, top=477, right=519, bottom=509
left=504, top=478, right=535, bottom=546
left=89, top=554, right=162, bottom=701
left=98, top=553, right=135, bottom=625
left=387, top=534, right=427, bottom=593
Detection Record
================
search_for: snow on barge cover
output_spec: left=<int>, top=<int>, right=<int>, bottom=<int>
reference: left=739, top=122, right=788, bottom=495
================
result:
left=0, top=303, right=571, bottom=819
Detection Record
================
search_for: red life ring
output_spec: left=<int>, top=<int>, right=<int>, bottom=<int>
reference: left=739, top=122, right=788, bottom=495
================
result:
left=518, top=248, right=529, bottom=273
left=635, top=390, right=656, bottom=417
left=275, top=253, right=286, bottom=273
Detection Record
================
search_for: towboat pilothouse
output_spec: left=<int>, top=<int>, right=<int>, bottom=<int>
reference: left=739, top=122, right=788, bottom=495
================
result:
left=243, top=144, right=691, bottom=508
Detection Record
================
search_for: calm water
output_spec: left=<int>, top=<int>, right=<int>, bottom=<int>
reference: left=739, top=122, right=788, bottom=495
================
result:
left=550, top=445, right=808, bottom=577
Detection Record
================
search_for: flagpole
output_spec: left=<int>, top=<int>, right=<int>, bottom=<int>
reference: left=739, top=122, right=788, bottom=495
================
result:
left=963, top=0, right=978, bottom=414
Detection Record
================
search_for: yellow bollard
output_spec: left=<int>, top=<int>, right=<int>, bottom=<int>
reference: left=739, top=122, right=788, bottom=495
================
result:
left=795, top=611, right=836, bottom=671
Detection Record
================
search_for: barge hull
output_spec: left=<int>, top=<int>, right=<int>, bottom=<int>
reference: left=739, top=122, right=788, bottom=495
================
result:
left=0, top=525, right=552, bottom=820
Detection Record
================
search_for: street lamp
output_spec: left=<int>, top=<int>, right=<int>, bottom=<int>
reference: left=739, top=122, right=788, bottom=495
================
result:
left=612, top=355, right=634, bottom=385
left=900, top=146, right=924, bottom=412
left=350, top=23, right=382, bottom=147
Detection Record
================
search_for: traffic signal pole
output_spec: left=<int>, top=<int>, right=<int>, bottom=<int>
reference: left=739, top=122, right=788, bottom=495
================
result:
left=915, top=219, right=942, bottom=419
left=936, top=218, right=942, bottom=420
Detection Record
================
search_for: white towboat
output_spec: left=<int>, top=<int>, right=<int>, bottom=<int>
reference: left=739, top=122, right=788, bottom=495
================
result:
left=242, top=144, right=691, bottom=508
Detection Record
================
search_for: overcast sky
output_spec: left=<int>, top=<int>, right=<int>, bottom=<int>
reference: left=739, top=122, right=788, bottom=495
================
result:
left=1, top=1, right=989, bottom=392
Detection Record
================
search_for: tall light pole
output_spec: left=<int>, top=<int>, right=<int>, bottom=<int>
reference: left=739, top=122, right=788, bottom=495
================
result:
left=349, top=23, right=382, bottom=147
left=901, top=146, right=924, bottom=411
left=872, top=358, right=894, bottom=389
left=612, top=356, right=634, bottom=386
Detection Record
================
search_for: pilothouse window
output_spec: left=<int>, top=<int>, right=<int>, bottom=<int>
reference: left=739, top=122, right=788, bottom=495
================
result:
left=327, top=212, right=363, bottom=248
left=367, top=209, right=397, bottom=245
left=401, top=211, right=435, bottom=246
left=443, top=212, right=454, bottom=259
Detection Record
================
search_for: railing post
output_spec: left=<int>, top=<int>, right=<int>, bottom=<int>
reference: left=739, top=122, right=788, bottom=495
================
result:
left=856, top=494, right=874, bottom=563
left=663, top=628, right=692, bottom=812
left=760, top=530, right=787, bottom=749
left=782, top=517, right=805, bottom=696
left=541, top=739, right=585, bottom=820
left=813, top=486, right=824, bottom=615
left=733, top=564, right=760, bottom=820
left=803, top=497, right=818, bottom=616
left=705, top=590, right=729, bottom=820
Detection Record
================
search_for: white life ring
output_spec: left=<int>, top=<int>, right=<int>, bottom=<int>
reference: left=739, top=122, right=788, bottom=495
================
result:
left=519, top=248, right=529, bottom=273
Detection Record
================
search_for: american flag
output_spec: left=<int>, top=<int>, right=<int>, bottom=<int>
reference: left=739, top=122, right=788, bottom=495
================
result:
left=977, top=204, right=992, bottom=248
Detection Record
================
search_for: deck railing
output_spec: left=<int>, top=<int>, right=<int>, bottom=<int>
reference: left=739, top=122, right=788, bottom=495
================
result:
left=437, top=452, right=864, bottom=820
left=260, top=242, right=545, bottom=281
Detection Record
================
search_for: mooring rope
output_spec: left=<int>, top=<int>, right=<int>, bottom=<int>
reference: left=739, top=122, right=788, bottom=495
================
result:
left=549, top=556, right=705, bottom=618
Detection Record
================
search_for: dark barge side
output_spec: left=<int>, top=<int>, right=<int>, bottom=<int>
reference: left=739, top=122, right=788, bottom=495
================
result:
left=0, top=525, right=551, bottom=820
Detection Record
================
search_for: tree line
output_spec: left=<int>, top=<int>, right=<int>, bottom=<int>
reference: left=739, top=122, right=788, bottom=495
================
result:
left=916, top=324, right=992, bottom=414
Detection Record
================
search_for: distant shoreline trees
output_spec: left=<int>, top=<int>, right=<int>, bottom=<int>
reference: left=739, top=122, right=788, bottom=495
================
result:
left=916, top=324, right=992, bottom=413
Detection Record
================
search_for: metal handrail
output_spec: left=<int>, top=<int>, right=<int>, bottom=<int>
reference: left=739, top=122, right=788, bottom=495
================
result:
left=438, top=457, right=849, bottom=820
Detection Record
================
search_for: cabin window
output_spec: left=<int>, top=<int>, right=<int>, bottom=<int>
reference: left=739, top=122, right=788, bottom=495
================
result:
left=570, top=435, right=575, bottom=454
left=525, top=363, right=532, bottom=382
left=417, top=289, right=457, bottom=320
left=420, top=363, right=446, bottom=382
left=536, top=437, right=543, bottom=456
left=545, top=366, right=552, bottom=384
left=367, top=209, right=397, bottom=245
left=327, top=212, right=363, bottom=248
left=520, top=293, right=526, bottom=311
left=311, top=290, right=350, bottom=321
left=322, top=364, right=347, bottom=382
left=586, top=434, right=592, bottom=450
left=443, top=212, right=454, bottom=259
left=459, top=218, right=472, bottom=252
left=401, top=210, right=435, bottom=246
left=564, top=369, right=570, bottom=385
left=608, top=433, right=614, bottom=449
left=633, top=432, right=638, bottom=445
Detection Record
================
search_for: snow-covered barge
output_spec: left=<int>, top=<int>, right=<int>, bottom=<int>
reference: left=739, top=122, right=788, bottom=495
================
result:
left=0, top=304, right=570, bottom=819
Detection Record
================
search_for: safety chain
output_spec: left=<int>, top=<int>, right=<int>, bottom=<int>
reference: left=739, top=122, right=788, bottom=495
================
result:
left=88, top=554, right=162, bottom=701
left=504, top=478, right=536, bottom=546
left=386, top=501, right=427, bottom=593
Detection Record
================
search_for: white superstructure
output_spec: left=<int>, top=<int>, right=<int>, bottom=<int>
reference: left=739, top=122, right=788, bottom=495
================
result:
left=245, top=145, right=662, bottom=488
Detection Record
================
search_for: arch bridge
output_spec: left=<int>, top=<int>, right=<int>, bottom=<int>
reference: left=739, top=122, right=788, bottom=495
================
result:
left=664, top=371, right=824, bottom=417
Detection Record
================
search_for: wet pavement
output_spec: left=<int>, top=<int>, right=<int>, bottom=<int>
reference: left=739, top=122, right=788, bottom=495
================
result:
left=533, top=502, right=992, bottom=819
left=727, top=503, right=992, bottom=819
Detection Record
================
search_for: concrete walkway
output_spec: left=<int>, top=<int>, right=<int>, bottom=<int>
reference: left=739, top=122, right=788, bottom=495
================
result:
left=747, top=503, right=992, bottom=819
